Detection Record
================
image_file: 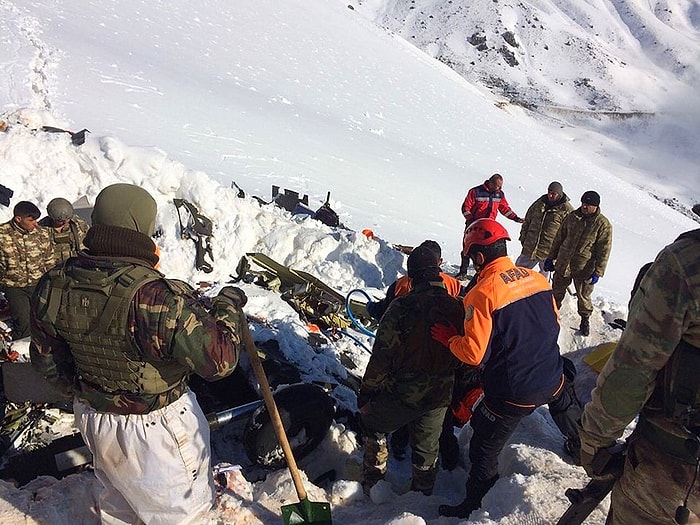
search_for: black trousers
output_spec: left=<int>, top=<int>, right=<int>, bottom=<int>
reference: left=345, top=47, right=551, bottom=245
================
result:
left=469, top=398, right=533, bottom=481
left=469, top=376, right=582, bottom=482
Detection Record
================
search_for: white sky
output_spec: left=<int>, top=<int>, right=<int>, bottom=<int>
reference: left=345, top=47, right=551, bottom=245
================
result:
left=0, top=0, right=698, bottom=523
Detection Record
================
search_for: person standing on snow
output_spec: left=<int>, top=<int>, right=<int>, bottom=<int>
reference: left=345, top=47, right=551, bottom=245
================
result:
left=456, top=173, right=524, bottom=279
left=359, top=245, right=464, bottom=497
left=431, top=218, right=582, bottom=519
left=516, top=181, right=573, bottom=276
left=578, top=208, right=700, bottom=524
left=366, top=239, right=478, bottom=471
left=0, top=201, right=55, bottom=339
left=39, top=197, right=89, bottom=263
left=30, top=183, right=247, bottom=525
left=544, top=190, right=612, bottom=337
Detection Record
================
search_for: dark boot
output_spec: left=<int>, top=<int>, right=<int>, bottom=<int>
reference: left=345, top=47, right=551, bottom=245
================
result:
left=438, top=475, right=498, bottom=518
left=410, top=463, right=437, bottom=496
left=579, top=317, right=590, bottom=336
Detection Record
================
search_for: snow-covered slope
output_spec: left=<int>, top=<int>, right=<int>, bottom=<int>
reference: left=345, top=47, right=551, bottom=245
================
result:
left=353, top=0, right=700, bottom=213
left=0, top=0, right=698, bottom=523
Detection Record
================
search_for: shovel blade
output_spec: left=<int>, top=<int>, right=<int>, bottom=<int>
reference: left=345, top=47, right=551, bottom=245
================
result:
left=281, top=497, right=332, bottom=524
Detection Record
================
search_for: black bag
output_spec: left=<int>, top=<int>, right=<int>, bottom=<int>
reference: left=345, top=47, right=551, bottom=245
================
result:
left=0, top=184, right=13, bottom=207
left=313, top=192, right=340, bottom=227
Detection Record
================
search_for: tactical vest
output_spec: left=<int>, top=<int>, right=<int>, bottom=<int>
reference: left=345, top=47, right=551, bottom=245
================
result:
left=660, top=229, right=700, bottom=430
left=49, top=221, right=82, bottom=261
left=661, top=338, right=700, bottom=429
left=639, top=229, right=700, bottom=463
left=45, top=261, right=190, bottom=395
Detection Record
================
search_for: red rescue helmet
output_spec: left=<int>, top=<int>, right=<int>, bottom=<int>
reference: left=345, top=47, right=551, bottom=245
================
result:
left=462, top=218, right=511, bottom=255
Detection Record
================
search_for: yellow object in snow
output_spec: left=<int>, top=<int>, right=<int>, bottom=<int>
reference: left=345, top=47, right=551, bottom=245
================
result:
left=583, top=341, right=618, bottom=373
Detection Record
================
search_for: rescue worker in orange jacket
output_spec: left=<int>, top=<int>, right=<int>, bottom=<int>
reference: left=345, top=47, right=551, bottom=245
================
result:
left=431, top=218, right=581, bottom=519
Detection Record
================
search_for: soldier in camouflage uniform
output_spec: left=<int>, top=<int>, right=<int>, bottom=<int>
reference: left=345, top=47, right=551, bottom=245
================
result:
left=0, top=201, right=55, bottom=338
left=30, top=184, right=246, bottom=525
left=545, top=190, right=612, bottom=336
left=39, top=197, right=89, bottom=263
left=516, top=181, right=573, bottom=275
left=359, top=245, right=463, bottom=496
left=432, top=219, right=582, bottom=519
left=579, top=215, right=700, bottom=524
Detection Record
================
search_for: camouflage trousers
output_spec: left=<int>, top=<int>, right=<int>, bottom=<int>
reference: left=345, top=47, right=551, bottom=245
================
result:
left=360, top=393, right=446, bottom=494
left=607, top=436, right=700, bottom=524
left=552, top=273, right=595, bottom=318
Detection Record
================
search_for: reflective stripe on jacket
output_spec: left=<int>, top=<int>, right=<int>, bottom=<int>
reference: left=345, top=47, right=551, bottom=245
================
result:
left=461, top=182, right=518, bottom=224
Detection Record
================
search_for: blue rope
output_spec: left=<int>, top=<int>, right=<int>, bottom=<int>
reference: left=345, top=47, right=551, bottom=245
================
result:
left=340, top=329, right=372, bottom=353
left=345, top=289, right=377, bottom=338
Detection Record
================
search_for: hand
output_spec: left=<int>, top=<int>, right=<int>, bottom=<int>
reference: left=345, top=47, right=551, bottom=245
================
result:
left=587, top=274, right=599, bottom=285
left=216, top=286, right=247, bottom=308
left=580, top=439, right=625, bottom=480
left=543, top=258, right=555, bottom=272
left=431, top=323, right=459, bottom=347
left=515, top=216, right=525, bottom=223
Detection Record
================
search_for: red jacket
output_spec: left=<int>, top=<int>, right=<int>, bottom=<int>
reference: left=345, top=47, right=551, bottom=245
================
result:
left=461, top=181, right=519, bottom=225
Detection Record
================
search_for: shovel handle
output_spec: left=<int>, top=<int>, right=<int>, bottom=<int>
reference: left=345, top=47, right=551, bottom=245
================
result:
left=239, top=312, right=309, bottom=501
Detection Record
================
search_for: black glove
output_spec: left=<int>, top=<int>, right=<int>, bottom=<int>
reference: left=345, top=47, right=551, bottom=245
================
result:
left=216, top=286, right=247, bottom=308
left=543, top=258, right=555, bottom=272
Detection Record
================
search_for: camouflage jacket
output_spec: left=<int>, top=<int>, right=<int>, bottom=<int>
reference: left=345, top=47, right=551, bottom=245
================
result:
left=361, top=281, right=463, bottom=411
left=580, top=230, right=700, bottom=450
left=30, top=253, right=244, bottom=414
left=38, top=215, right=89, bottom=262
left=519, top=193, right=573, bottom=261
left=547, top=207, right=612, bottom=278
left=0, top=220, right=56, bottom=288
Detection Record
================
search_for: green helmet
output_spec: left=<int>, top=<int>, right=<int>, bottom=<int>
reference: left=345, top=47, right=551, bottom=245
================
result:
left=47, top=198, right=74, bottom=222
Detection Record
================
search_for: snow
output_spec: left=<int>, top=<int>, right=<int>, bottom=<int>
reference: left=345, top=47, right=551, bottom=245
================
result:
left=0, top=0, right=698, bottom=523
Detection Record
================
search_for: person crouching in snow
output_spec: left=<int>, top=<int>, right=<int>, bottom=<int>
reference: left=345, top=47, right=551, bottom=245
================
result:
left=30, top=183, right=247, bottom=525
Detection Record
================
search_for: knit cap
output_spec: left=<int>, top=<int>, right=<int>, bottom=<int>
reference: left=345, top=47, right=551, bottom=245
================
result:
left=548, top=181, right=563, bottom=195
left=407, top=245, right=440, bottom=279
left=91, top=184, right=157, bottom=236
left=581, top=191, right=601, bottom=207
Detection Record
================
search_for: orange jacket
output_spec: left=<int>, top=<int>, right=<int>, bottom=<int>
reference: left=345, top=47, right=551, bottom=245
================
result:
left=393, top=272, right=462, bottom=298
left=368, top=272, right=464, bottom=321
left=447, top=256, right=564, bottom=405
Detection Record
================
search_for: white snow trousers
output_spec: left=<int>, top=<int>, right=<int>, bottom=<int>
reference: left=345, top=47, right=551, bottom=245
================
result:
left=74, top=389, right=216, bottom=525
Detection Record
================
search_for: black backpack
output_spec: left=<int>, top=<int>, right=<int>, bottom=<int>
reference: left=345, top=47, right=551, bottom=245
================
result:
left=313, top=192, right=340, bottom=227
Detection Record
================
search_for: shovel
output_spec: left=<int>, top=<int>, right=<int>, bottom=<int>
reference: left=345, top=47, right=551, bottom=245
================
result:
left=239, top=312, right=333, bottom=525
